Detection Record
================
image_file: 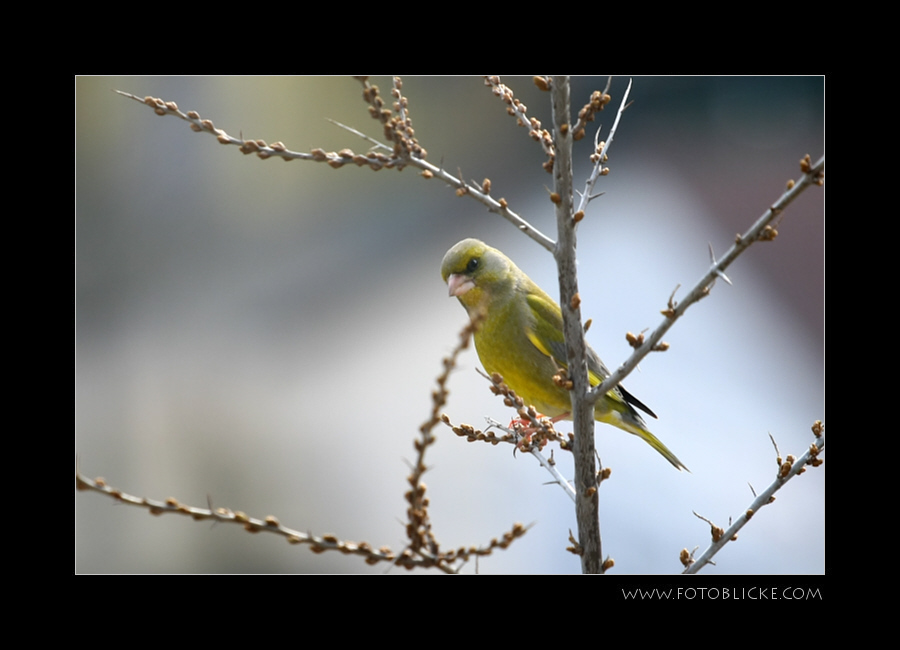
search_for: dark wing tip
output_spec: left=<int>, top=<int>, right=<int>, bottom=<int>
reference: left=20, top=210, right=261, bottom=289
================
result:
left=619, top=385, right=657, bottom=419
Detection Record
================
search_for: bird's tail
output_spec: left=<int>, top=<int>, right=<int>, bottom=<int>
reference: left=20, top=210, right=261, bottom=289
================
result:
left=630, top=424, right=689, bottom=472
left=597, top=398, right=689, bottom=471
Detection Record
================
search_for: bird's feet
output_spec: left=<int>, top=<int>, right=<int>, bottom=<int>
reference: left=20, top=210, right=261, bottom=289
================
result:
left=508, top=412, right=566, bottom=451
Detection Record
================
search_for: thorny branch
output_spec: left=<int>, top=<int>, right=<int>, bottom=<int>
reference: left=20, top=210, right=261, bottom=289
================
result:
left=549, top=75, right=605, bottom=574
left=76, top=318, right=528, bottom=574
left=402, top=317, right=530, bottom=571
left=484, top=76, right=556, bottom=173
left=681, top=422, right=825, bottom=574
left=106, top=76, right=824, bottom=574
left=441, top=369, right=578, bottom=502
left=575, top=78, right=629, bottom=216
left=115, top=81, right=555, bottom=252
left=588, top=154, right=825, bottom=408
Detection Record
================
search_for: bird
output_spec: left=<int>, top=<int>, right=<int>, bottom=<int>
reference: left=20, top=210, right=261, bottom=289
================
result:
left=441, top=238, right=687, bottom=471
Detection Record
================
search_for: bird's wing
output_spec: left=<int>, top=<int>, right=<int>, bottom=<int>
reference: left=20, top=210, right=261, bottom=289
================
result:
left=523, top=291, right=568, bottom=366
left=523, top=291, right=656, bottom=419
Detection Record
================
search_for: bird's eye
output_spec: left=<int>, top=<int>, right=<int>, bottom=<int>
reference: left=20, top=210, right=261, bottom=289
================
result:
left=466, top=257, right=479, bottom=273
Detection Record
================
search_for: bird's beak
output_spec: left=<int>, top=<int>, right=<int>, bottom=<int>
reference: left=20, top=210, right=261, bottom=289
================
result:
left=447, top=273, right=475, bottom=297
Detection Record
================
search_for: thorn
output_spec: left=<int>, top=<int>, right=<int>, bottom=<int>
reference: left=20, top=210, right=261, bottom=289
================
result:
left=661, top=284, right=680, bottom=318
left=708, top=243, right=732, bottom=286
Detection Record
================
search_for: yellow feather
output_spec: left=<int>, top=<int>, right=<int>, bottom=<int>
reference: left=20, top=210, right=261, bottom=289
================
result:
left=441, top=238, right=687, bottom=471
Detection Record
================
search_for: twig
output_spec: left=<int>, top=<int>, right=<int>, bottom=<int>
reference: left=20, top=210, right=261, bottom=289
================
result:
left=571, top=76, right=613, bottom=142
left=74, top=471, right=406, bottom=567
left=575, top=78, right=631, bottom=215
left=529, top=446, right=577, bottom=502
left=484, top=76, right=556, bottom=173
left=682, top=422, right=825, bottom=574
left=326, top=118, right=392, bottom=152
left=76, top=459, right=527, bottom=574
left=77, top=317, right=530, bottom=574
left=116, top=84, right=556, bottom=252
left=589, top=154, right=825, bottom=406
left=483, top=417, right=577, bottom=502
left=115, top=89, right=408, bottom=170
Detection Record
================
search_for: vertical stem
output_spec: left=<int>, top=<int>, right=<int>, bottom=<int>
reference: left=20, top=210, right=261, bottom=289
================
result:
left=551, top=76, right=601, bottom=574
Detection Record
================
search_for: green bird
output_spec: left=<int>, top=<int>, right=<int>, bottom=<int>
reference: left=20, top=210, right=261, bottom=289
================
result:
left=441, top=238, right=687, bottom=471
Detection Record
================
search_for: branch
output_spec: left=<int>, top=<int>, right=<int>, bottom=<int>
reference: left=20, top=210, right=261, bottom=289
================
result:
left=441, top=363, right=578, bottom=502
left=575, top=78, right=631, bottom=215
left=451, top=417, right=578, bottom=503
left=550, top=76, right=605, bottom=574
left=402, top=317, right=533, bottom=570
left=76, top=469, right=528, bottom=573
left=589, top=154, right=825, bottom=405
left=101, top=77, right=823, bottom=574
left=76, top=319, right=530, bottom=574
left=75, top=470, right=406, bottom=567
left=682, top=421, right=825, bottom=574
left=484, top=76, right=556, bottom=173
left=116, top=84, right=556, bottom=252
left=571, top=76, right=613, bottom=142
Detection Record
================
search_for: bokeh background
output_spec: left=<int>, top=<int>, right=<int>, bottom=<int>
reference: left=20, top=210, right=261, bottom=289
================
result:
left=75, top=76, right=824, bottom=574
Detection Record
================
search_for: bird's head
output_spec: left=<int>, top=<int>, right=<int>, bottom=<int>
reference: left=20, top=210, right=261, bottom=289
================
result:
left=441, top=238, right=516, bottom=313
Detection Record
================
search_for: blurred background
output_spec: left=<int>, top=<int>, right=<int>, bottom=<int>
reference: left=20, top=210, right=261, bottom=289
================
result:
left=75, top=76, right=824, bottom=574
